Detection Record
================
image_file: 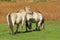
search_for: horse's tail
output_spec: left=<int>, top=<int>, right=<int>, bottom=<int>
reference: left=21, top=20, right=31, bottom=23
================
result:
left=7, top=12, right=14, bottom=34
left=41, top=17, right=45, bottom=28
left=7, top=12, right=11, bottom=26
left=40, top=14, right=45, bottom=30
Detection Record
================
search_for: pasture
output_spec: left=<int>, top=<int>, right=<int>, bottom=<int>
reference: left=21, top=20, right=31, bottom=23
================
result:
left=0, top=21, right=60, bottom=40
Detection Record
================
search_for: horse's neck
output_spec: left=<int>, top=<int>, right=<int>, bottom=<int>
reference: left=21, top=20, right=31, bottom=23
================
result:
left=27, top=12, right=33, bottom=15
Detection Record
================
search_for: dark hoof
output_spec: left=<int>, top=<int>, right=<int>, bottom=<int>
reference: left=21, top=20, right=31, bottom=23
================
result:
left=33, top=29, right=38, bottom=31
left=14, top=31, right=21, bottom=34
left=33, top=29, right=37, bottom=31
left=37, top=29, right=41, bottom=31
left=26, top=31, right=29, bottom=32
left=29, top=30, right=32, bottom=32
left=14, top=32, right=17, bottom=34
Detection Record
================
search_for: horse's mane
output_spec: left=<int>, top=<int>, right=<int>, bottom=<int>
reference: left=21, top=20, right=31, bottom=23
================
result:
left=17, top=9, right=26, bottom=13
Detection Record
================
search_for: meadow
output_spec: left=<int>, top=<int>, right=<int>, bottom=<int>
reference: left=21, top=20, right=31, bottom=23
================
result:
left=0, top=0, right=60, bottom=40
left=0, top=21, right=60, bottom=40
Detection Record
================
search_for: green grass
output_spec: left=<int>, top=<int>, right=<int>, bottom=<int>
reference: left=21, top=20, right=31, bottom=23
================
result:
left=0, top=21, right=60, bottom=40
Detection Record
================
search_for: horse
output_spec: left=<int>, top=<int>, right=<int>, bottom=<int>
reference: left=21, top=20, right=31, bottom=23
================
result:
left=7, top=8, right=26, bottom=34
left=25, top=11, right=45, bottom=31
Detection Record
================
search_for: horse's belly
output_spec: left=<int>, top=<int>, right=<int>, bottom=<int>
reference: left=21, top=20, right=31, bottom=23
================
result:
left=16, top=17, right=22, bottom=24
left=29, top=18, right=36, bottom=23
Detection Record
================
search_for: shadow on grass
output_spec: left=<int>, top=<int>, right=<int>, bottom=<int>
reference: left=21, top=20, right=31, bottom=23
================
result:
left=14, top=29, right=41, bottom=34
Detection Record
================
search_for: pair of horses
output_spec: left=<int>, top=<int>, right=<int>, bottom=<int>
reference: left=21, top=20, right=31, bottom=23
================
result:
left=7, top=7, right=45, bottom=34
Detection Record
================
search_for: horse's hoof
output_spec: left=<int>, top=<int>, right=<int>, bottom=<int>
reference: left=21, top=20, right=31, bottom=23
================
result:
left=37, top=29, right=41, bottom=31
left=33, top=29, right=38, bottom=31
left=29, top=30, right=32, bottom=32
left=14, top=32, right=17, bottom=34
left=26, top=31, right=28, bottom=32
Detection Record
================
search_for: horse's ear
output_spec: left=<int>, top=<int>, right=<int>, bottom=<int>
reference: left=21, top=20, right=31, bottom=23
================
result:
left=24, top=6, right=30, bottom=11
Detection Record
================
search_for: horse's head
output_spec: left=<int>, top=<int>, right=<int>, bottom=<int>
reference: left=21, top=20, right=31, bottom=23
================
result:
left=24, top=6, right=32, bottom=14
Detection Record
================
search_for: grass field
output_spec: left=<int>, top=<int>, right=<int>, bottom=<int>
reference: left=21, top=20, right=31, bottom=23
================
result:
left=0, top=21, right=60, bottom=40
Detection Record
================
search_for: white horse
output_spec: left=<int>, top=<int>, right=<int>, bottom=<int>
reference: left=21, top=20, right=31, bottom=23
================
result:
left=25, top=11, right=45, bottom=31
left=7, top=8, right=26, bottom=34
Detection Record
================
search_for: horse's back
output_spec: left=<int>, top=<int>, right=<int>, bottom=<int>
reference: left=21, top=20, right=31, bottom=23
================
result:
left=37, top=12, right=43, bottom=21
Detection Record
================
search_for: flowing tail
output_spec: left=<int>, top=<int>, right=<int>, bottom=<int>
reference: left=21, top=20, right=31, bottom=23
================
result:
left=41, top=17, right=45, bottom=29
left=7, top=12, right=14, bottom=34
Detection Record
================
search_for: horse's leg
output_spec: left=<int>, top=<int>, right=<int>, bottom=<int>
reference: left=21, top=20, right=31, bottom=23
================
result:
left=26, top=20, right=29, bottom=32
left=20, top=20, right=24, bottom=32
left=20, top=25, right=23, bottom=32
left=30, top=22, right=32, bottom=31
left=38, top=21, right=41, bottom=31
left=9, top=18, right=14, bottom=35
left=42, top=23, right=45, bottom=29
left=15, top=24, right=19, bottom=34
left=36, top=22, right=38, bottom=31
left=20, top=24, right=23, bottom=32
left=40, top=19, right=45, bottom=30
left=9, top=22, right=14, bottom=35
left=26, top=20, right=32, bottom=32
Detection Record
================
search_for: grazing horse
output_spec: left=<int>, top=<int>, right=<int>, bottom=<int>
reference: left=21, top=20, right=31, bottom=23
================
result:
left=25, top=11, right=45, bottom=31
left=7, top=9, right=26, bottom=34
